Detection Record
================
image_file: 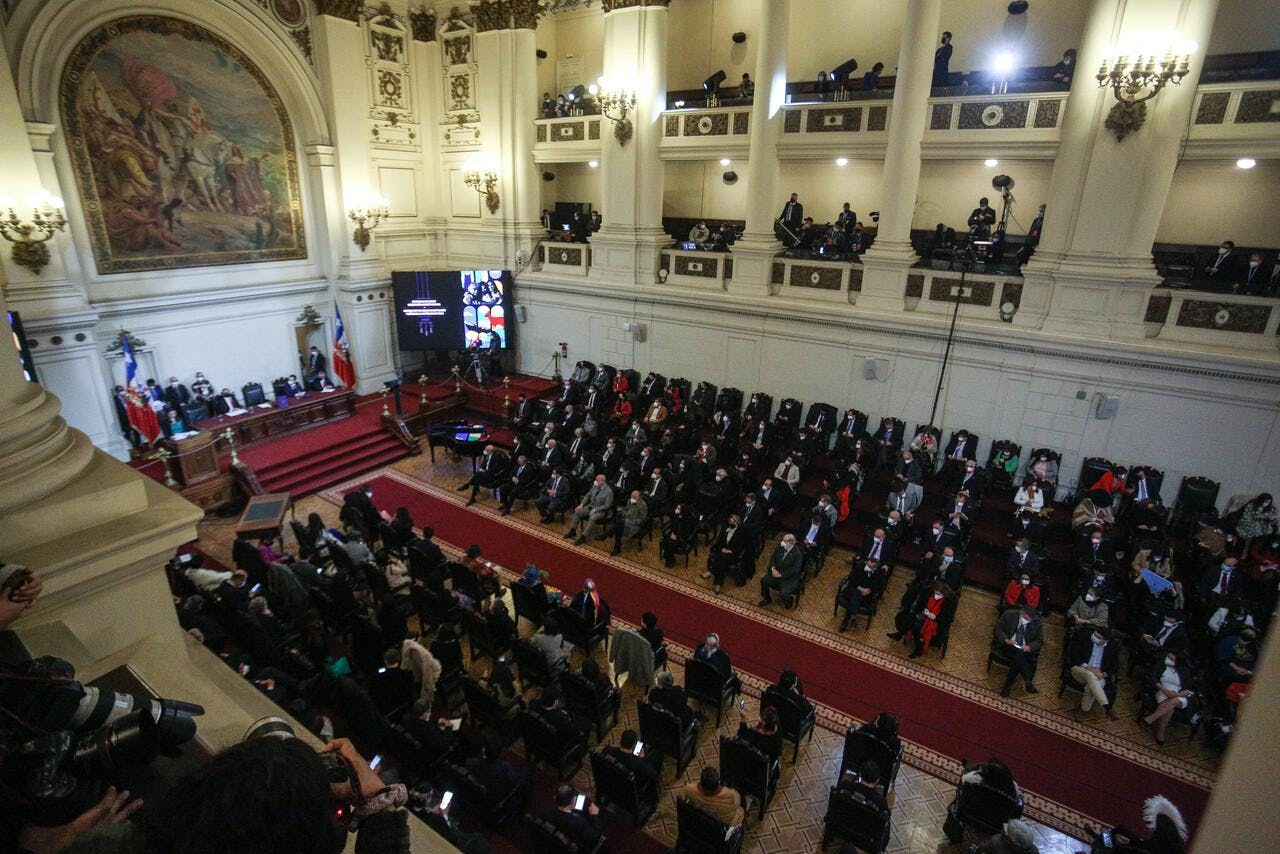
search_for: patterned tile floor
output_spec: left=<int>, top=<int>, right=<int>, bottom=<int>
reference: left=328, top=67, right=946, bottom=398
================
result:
left=192, top=452, right=1218, bottom=852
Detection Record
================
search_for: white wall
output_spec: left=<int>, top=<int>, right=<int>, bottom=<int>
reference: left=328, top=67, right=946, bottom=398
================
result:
left=511, top=279, right=1280, bottom=503
left=1157, top=159, right=1280, bottom=247
left=915, top=159, right=1053, bottom=237
left=776, top=160, right=886, bottom=225
left=542, top=162, right=603, bottom=212
left=667, top=0, right=759, bottom=91
left=1209, top=0, right=1280, bottom=55
left=661, top=160, right=750, bottom=221
left=787, top=1, right=906, bottom=83
left=546, top=8, right=604, bottom=95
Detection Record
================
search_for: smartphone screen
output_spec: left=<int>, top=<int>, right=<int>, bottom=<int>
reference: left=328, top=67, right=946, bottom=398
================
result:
left=632, top=742, right=644, bottom=756
left=250, top=583, right=261, bottom=596
left=448, top=718, right=463, bottom=731
left=574, top=794, right=586, bottom=811
left=439, top=791, right=453, bottom=811
left=369, top=754, right=382, bottom=771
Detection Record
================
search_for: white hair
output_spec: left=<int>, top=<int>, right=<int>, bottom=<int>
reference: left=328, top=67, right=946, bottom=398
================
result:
left=1002, top=819, right=1036, bottom=850
left=1143, top=795, right=1188, bottom=841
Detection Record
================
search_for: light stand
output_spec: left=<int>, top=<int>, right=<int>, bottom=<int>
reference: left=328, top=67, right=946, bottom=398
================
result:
left=926, top=242, right=977, bottom=430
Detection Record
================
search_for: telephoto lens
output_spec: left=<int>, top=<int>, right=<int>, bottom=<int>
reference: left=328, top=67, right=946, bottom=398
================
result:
left=243, top=716, right=353, bottom=785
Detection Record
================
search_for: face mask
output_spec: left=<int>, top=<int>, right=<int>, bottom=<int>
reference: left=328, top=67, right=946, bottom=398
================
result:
left=1164, top=620, right=1176, bottom=628
left=943, top=556, right=954, bottom=564
left=1219, top=247, right=1229, bottom=255
left=1085, top=594, right=1098, bottom=604
left=630, top=498, right=637, bottom=504
left=1165, top=657, right=1175, bottom=667
left=933, top=527, right=943, bottom=535
left=1250, top=260, right=1261, bottom=268
left=933, top=592, right=944, bottom=600
left=1020, top=579, right=1030, bottom=587
left=1093, top=636, right=1104, bottom=645
left=1092, top=538, right=1101, bottom=545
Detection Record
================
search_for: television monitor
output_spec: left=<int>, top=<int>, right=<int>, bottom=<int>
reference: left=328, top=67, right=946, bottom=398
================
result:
left=392, top=269, right=512, bottom=351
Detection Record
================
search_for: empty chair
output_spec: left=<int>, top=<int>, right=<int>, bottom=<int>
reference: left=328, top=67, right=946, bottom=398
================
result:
left=821, top=785, right=892, bottom=853
left=525, top=813, right=605, bottom=854
left=181, top=400, right=210, bottom=425
left=590, top=750, right=659, bottom=827
left=561, top=670, right=621, bottom=741
left=241, top=382, right=266, bottom=407
left=570, top=360, right=596, bottom=384
left=637, top=699, right=697, bottom=777
left=518, top=707, right=588, bottom=780
left=461, top=675, right=521, bottom=744
left=806, top=402, right=839, bottom=438
left=719, top=735, right=778, bottom=820
left=510, top=580, right=550, bottom=629
left=674, top=797, right=745, bottom=854
left=715, top=386, right=743, bottom=415
left=460, top=606, right=512, bottom=664
left=1172, top=475, right=1220, bottom=526
left=554, top=603, right=609, bottom=656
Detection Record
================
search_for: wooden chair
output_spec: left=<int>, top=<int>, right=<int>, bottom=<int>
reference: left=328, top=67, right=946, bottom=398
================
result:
left=440, top=759, right=522, bottom=824
left=510, top=580, right=550, bottom=629
left=525, top=813, right=605, bottom=854
left=554, top=604, right=609, bottom=657
left=837, top=726, right=903, bottom=792
left=518, top=707, right=588, bottom=780
left=719, top=735, right=778, bottom=820
left=561, top=670, right=620, bottom=741
left=821, top=786, right=891, bottom=853
left=637, top=699, right=697, bottom=777
left=460, top=606, right=512, bottom=665
left=460, top=675, right=522, bottom=744
left=761, top=685, right=816, bottom=763
left=674, top=798, right=744, bottom=854
left=513, top=637, right=561, bottom=693
left=684, top=656, right=737, bottom=726
left=590, top=750, right=658, bottom=827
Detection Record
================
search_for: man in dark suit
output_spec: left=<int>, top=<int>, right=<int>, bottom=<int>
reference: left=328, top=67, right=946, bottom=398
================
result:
left=933, top=546, right=965, bottom=590
left=343, top=484, right=381, bottom=534
left=967, top=197, right=996, bottom=238
left=457, top=444, right=510, bottom=506
left=940, top=430, right=976, bottom=481
left=557, top=379, right=581, bottom=405
left=872, top=419, right=901, bottom=470
left=463, top=735, right=533, bottom=810
left=933, top=31, right=953, bottom=87
left=796, top=510, right=832, bottom=570
left=758, top=478, right=785, bottom=528
left=162, top=376, right=191, bottom=409
left=565, top=427, right=592, bottom=463
left=952, top=459, right=987, bottom=498
left=705, top=513, right=748, bottom=592
left=923, top=518, right=959, bottom=555
left=1074, top=529, right=1111, bottom=567
left=498, top=454, right=538, bottom=516
left=610, top=461, right=638, bottom=501
left=1008, top=508, right=1046, bottom=544
left=538, top=438, right=566, bottom=472
left=597, top=437, right=622, bottom=479
left=211, top=388, right=242, bottom=415
left=284, top=375, right=305, bottom=395
left=837, top=556, right=887, bottom=631
left=509, top=393, right=532, bottom=430
left=995, top=605, right=1043, bottom=698
left=1237, top=252, right=1270, bottom=294
left=642, top=467, right=670, bottom=516
left=778, top=192, right=803, bottom=234
left=649, top=670, right=696, bottom=727
left=536, top=467, right=573, bottom=523
left=693, top=633, right=741, bottom=694
left=306, top=345, right=327, bottom=378
left=1006, top=539, right=1040, bottom=582
left=541, top=784, right=605, bottom=852
left=758, top=534, right=804, bottom=608
left=1204, top=239, right=1239, bottom=285
left=1198, top=557, right=1243, bottom=606
left=861, top=527, right=896, bottom=569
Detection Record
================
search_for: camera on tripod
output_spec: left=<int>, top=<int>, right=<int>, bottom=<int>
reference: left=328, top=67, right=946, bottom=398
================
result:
left=0, top=655, right=204, bottom=827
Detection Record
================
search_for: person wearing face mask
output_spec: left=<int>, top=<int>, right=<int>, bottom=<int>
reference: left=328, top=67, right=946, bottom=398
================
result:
left=889, top=580, right=953, bottom=658
left=1140, top=610, right=1188, bottom=657
left=1008, top=507, right=1046, bottom=544
left=610, top=489, right=649, bottom=556
left=162, top=374, right=192, bottom=409
left=758, top=534, right=804, bottom=608
left=1236, top=251, right=1271, bottom=295
left=705, top=513, right=748, bottom=592
left=1074, top=528, right=1111, bottom=566
left=1067, top=627, right=1119, bottom=719
left=1001, top=573, right=1041, bottom=613
left=935, top=546, right=965, bottom=590
left=925, top=518, right=959, bottom=555
left=1005, top=539, right=1040, bottom=584
left=1234, top=493, right=1278, bottom=550
left=1142, top=650, right=1198, bottom=746
left=1197, top=556, right=1243, bottom=607
left=952, top=458, right=987, bottom=499
left=1203, top=239, right=1239, bottom=284
left=994, top=605, right=1043, bottom=698
left=660, top=502, right=698, bottom=568
left=861, top=527, right=897, bottom=570
left=1067, top=588, right=1110, bottom=630
left=773, top=453, right=802, bottom=490
left=1014, top=481, right=1044, bottom=514
left=836, top=556, right=887, bottom=632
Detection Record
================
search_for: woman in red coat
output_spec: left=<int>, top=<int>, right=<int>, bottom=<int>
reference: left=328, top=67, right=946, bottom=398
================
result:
left=1002, top=573, right=1041, bottom=611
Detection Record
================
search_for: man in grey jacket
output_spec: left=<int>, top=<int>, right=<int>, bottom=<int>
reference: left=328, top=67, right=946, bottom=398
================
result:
left=758, top=533, right=805, bottom=608
left=610, top=490, right=649, bottom=556
left=565, top=474, right=615, bottom=545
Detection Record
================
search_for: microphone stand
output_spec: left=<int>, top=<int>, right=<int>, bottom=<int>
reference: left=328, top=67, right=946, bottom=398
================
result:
left=927, top=242, right=977, bottom=431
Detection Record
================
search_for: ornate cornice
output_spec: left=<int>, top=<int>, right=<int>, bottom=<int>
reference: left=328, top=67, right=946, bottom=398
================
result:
left=602, top=0, right=670, bottom=11
left=472, top=0, right=542, bottom=31
left=408, top=5, right=437, bottom=40
left=313, top=0, right=364, bottom=22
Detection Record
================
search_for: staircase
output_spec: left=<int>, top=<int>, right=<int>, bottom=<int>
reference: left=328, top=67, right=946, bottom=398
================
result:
left=251, top=429, right=411, bottom=498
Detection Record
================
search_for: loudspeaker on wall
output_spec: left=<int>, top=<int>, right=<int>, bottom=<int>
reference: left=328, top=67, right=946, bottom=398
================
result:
left=514, top=304, right=527, bottom=323
left=1093, top=393, right=1120, bottom=419
left=863, top=358, right=878, bottom=380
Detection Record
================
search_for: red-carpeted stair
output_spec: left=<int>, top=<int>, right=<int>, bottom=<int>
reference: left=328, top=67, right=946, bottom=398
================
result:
left=351, top=473, right=1213, bottom=840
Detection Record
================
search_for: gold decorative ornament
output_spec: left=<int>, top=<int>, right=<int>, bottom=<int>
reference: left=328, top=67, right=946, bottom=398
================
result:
left=347, top=193, right=390, bottom=250
left=0, top=190, right=67, bottom=275
left=1096, top=42, right=1194, bottom=141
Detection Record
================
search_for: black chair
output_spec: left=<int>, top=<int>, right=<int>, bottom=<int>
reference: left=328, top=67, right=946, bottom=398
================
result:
left=241, top=382, right=266, bottom=407
left=440, top=759, right=522, bottom=824
left=1131, top=466, right=1165, bottom=502
left=513, top=637, right=560, bottom=693
left=554, top=604, right=609, bottom=656
left=761, top=685, right=816, bottom=762
left=525, top=813, right=604, bottom=854
left=933, top=594, right=960, bottom=660
left=448, top=561, right=487, bottom=603
left=461, top=675, right=521, bottom=744
left=590, top=750, right=658, bottom=827
left=592, top=364, right=616, bottom=392
left=684, top=656, right=737, bottom=726
left=986, top=439, right=1022, bottom=492
left=561, top=670, right=620, bottom=741
left=719, top=735, right=777, bottom=820
left=806, top=402, right=839, bottom=438
left=837, top=726, right=903, bottom=792
left=510, top=581, right=549, bottom=629
left=942, top=780, right=1024, bottom=844
left=715, top=386, right=744, bottom=416
left=1077, top=456, right=1114, bottom=501
left=519, top=707, right=588, bottom=780
left=821, top=786, right=891, bottom=853
left=912, top=423, right=942, bottom=466
left=1173, top=475, right=1220, bottom=526
left=570, top=360, right=596, bottom=385
left=181, top=400, right=210, bottom=425
left=460, top=606, right=512, bottom=664
left=833, top=574, right=882, bottom=630
left=637, top=699, right=697, bottom=777
left=674, top=797, right=744, bottom=854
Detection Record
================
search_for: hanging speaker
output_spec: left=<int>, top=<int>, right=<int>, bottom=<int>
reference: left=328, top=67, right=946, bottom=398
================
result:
left=542, top=171, right=556, bottom=181
left=731, top=32, right=747, bottom=44
left=536, top=49, right=548, bottom=59
left=514, top=304, right=528, bottom=323
left=863, top=358, right=878, bottom=380
left=723, top=170, right=738, bottom=184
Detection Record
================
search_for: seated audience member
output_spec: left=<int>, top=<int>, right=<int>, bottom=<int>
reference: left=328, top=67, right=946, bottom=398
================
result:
left=694, top=632, right=742, bottom=695
left=758, top=533, right=804, bottom=608
left=531, top=617, right=571, bottom=671
left=837, top=556, right=887, bottom=632
left=680, top=767, right=745, bottom=829
left=736, top=706, right=784, bottom=768
left=496, top=454, right=537, bottom=516
left=1215, top=625, right=1258, bottom=706
left=1067, top=627, right=1119, bottom=720
left=1001, top=573, right=1041, bottom=612
left=738, top=72, right=755, bottom=99
left=541, top=783, right=605, bottom=852
left=953, top=458, right=987, bottom=498
left=1235, top=493, right=1277, bottom=547
left=862, top=527, right=896, bottom=568
left=660, top=502, right=697, bottom=567
left=885, top=479, right=921, bottom=519
left=1052, top=48, right=1078, bottom=86
left=564, top=474, right=615, bottom=545
left=1066, top=589, right=1110, bottom=630
left=1014, top=481, right=1045, bottom=513
left=649, top=669, right=696, bottom=726
left=889, top=580, right=952, bottom=658
left=1009, top=507, right=1046, bottom=544
left=605, top=729, right=661, bottom=803
left=773, top=453, right=801, bottom=490
left=974, top=819, right=1040, bottom=854
left=897, top=449, right=925, bottom=488
left=1140, top=610, right=1188, bottom=657
left=1198, top=556, right=1243, bottom=608
left=1072, top=496, right=1114, bottom=531
left=859, top=712, right=902, bottom=760
left=578, top=657, right=617, bottom=705
left=1029, top=452, right=1058, bottom=486
left=796, top=509, right=832, bottom=565
left=1143, top=650, right=1198, bottom=746
left=772, top=666, right=814, bottom=716
left=688, top=221, right=711, bottom=244
left=429, top=623, right=465, bottom=678
left=211, top=387, right=242, bottom=414
left=939, top=429, right=975, bottom=479
left=837, top=760, right=887, bottom=813
left=455, top=445, right=509, bottom=506
left=536, top=467, right=574, bottom=523
left=872, top=418, right=901, bottom=469
left=610, top=489, right=649, bottom=556
left=945, top=491, right=973, bottom=537
left=463, top=734, right=532, bottom=811
left=1006, top=539, right=1040, bottom=582
left=704, top=513, right=748, bottom=592
left=962, top=757, right=1020, bottom=801
left=569, top=577, right=610, bottom=629
left=370, top=647, right=416, bottom=715
left=639, top=611, right=665, bottom=655
left=535, top=685, right=592, bottom=741
left=994, top=605, right=1043, bottom=698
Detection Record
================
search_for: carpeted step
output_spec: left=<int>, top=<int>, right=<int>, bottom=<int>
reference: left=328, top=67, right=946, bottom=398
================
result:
left=259, top=437, right=409, bottom=497
left=252, top=431, right=391, bottom=481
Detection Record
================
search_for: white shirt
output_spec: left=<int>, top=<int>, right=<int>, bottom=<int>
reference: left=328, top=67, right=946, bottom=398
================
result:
left=1086, top=641, right=1107, bottom=670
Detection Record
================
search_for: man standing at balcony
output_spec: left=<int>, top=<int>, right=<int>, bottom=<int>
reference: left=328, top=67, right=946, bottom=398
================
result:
left=777, top=193, right=803, bottom=245
left=932, top=31, right=953, bottom=89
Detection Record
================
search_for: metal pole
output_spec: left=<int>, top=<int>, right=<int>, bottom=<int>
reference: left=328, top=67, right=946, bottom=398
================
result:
left=927, top=249, right=972, bottom=428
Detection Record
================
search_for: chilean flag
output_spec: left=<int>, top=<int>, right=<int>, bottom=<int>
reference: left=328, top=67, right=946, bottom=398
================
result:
left=333, top=305, right=356, bottom=388
left=121, top=336, right=160, bottom=443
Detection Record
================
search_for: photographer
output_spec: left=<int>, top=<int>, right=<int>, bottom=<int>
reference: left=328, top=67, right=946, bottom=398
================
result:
left=0, top=564, right=43, bottom=631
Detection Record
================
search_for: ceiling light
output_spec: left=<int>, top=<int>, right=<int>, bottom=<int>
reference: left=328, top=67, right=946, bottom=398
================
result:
left=984, top=158, right=999, bottom=167
left=835, top=157, right=849, bottom=167
left=1236, top=157, right=1257, bottom=170
left=588, top=160, right=599, bottom=168
left=992, top=51, right=1016, bottom=76
left=720, top=158, right=732, bottom=166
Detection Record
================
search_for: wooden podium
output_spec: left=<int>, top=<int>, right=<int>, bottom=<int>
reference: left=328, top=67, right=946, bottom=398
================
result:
left=162, top=431, right=220, bottom=486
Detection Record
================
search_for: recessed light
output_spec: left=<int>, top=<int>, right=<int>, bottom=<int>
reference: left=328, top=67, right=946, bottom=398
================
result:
left=1236, top=157, right=1257, bottom=170
left=588, top=160, right=599, bottom=168
left=984, top=158, right=999, bottom=167
left=835, top=157, right=849, bottom=167
left=720, top=158, right=732, bottom=166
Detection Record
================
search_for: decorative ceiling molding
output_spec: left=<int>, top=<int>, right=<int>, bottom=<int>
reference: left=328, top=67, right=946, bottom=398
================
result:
left=601, top=0, right=670, bottom=11
left=408, top=4, right=437, bottom=41
left=313, top=0, right=364, bottom=22
left=471, top=0, right=542, bottom=31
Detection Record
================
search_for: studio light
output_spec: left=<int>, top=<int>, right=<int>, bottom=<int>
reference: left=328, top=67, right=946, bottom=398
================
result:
left=1236, top=157, right=1257, bottom=170
left=985, top=158, right=999, bottom=167
left=992, top=52, right=1016, bottom=76
left=835, top=157, right=849, bottom=167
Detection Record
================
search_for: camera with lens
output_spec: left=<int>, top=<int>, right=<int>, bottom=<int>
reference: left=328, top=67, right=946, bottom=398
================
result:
left=243, top=716, right=353, bottom=786
left=0, top=656, right=204, bottom=827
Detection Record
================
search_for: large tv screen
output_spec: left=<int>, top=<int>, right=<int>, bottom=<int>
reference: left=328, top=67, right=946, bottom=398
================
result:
left=392, top=269, right=512, bottom=351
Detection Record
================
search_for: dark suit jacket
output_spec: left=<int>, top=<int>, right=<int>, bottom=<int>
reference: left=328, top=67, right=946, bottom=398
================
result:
left=797, top=517, right=832, bottom=551
left=861, top=535, right=896, bottom=567
left=1006, top=548, right=1041, bottom=580
left=994, top=609, right=1043, bottom=654
left=604, top=746, right=659, bottom=794
left=924, top=528, right=959, bottom=555
left=543, top=807, right=605, bottom=852
left=649, top=684, right=695, bottom=725
left=506, top=462, right=539, bottom=492
left=1198, top=564, right=1243, bottom=601
left=944, top=436, right=976, bottom=460
left=539, top=445, right=566, bottom=470
left=163, top=384, right=191, bottom=407
left=1068, top=633, right=1120, bottom=677
left=872, top=424, right=900, bottom=448
left=212, top=394, right=242, bottom=415
left=769, top=544, right=805, bottom=586
left=779, top=200, right=803, bottom=229
left=307, top=351, right=327, bottom=374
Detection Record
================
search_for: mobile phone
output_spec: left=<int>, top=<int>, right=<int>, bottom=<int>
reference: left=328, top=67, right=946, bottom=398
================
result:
left=439, top=791, right=453, bottom=811
left=632, top=741, right=644, bottom=756
left=1100, top=829, right=1113, bottom=848
left=574, top=794, right=586, bottom=811
left=250, top=583, right=261, bottom=596
left=370, top=754, right=382, bottom=771
left=447, top=718, right=463, bottom=731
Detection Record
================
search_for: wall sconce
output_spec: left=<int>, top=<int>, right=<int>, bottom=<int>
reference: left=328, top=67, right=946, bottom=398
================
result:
left=592, top=78, right=638, bottom=145
left=462, top=159, right=500, bottom=214
left=0, top=190, right=67, bottom=274
left=1096, top=39, right=1194, bottom=141
left=347, top=193, right=389, bottom=251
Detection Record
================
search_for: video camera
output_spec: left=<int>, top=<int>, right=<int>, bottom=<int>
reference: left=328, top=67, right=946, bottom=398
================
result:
left=0, top=656, right=204, bottom=827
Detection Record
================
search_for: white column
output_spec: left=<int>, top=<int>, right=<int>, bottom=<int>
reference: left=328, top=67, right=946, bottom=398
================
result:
left=411, top=31, right=448, bottom=263
left=726, top=0, right=789, bottom=296
left=855, top=0, right=942, bottom=313
left=590, top=2, right=668, bottom=286
left=1032, top=0, right=1218, bottom=339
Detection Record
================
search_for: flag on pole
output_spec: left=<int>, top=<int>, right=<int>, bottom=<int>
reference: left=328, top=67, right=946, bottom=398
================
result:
left=333, top=305, right=356, bottom=388
left=121, top=335, right=161, bottom=443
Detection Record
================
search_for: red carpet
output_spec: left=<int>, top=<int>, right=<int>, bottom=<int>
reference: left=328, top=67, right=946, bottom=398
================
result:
left=350, top=472, right=1212, bottom=840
